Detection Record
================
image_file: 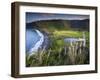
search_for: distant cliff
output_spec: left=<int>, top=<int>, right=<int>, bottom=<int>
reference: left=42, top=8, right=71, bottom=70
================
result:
left=26, top=19, right=89, bottom=31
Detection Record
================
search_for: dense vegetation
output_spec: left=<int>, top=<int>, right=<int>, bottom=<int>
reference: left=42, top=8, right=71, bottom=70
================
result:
left=26, top=19, right=89, bottom=67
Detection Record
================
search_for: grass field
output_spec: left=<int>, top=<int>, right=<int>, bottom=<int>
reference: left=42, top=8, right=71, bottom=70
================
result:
left=26, top=30, right=89, bottom=67
left=26, top=20, right=89, bottom=67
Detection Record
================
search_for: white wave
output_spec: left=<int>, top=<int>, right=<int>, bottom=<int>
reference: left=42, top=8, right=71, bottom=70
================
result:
left=28, top=29, right=44, bottom=55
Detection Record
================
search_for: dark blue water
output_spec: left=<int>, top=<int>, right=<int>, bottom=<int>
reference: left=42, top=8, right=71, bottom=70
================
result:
left=26, top=29, right=40, bottom=53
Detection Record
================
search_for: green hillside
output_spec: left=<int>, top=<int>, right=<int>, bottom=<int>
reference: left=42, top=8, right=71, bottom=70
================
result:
left=26, top=19, right=89, bottom=67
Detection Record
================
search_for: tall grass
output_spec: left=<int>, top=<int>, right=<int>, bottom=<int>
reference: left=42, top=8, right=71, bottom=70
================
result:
left=26, top=31, right=89, bottom=67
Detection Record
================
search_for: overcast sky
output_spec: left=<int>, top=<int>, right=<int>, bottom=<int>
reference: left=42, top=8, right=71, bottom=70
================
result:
left=26, top=12, right=89, bottom=23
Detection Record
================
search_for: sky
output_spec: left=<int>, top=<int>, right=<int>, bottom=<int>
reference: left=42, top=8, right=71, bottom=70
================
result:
left=26, top=12, right=89, bottom=23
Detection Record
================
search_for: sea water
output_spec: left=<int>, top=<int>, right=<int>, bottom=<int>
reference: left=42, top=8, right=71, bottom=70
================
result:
left=26, top=29, right=40, bottom=53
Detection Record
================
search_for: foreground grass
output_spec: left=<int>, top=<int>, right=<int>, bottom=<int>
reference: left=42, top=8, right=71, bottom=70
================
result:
left=26, top=45, right=89, bottom=67
left=26, top=30, right=89, bottom=67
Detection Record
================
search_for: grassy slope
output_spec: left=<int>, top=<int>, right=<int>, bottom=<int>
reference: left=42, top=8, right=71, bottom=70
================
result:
left=26, top=20, right=89, bottom=67
left=36, top=20, right=89, bottom=47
